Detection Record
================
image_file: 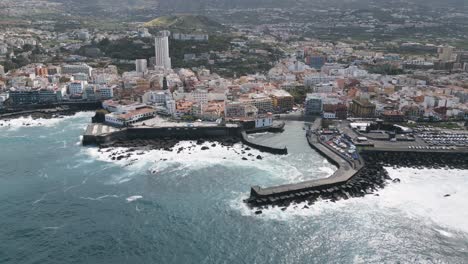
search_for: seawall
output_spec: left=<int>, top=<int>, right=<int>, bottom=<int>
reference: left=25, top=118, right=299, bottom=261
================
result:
left=83, top=124, right=288, bottom=155
left=241, top=131, right=288, bottom=155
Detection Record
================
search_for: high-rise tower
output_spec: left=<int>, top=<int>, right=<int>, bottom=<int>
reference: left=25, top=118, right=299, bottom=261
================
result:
left=154, top=31, right=171, bottom=70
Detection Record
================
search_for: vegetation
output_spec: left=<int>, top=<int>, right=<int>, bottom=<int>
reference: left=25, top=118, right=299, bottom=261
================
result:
left=288, top=87, right=310, bottom=104
left=367, top=64, right=404, bottom=75
left=145, top=15, right=226, bottom=33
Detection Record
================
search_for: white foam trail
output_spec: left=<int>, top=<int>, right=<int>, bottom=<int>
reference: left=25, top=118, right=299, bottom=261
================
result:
left=42, top=225, right=64, bottom=230
left=231, top=167, right=468, bottom=234
left=32, top=194, right=47, bottom=205
left=80, top=195, right=119, bottom=201
left=126, top=195, right=143, bottom=202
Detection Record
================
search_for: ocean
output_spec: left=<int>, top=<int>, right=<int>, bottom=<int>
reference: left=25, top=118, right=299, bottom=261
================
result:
left=0, top=112, right=467, bottom=263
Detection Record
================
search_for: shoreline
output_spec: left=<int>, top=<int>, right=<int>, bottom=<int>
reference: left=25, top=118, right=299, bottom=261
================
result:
left=0, top=102, right=102, bottom=121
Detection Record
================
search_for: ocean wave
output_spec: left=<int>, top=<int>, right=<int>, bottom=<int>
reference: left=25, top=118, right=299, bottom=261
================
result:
left=0, top=111, right=93, bottom=130
left=126, top=195, right=143, bottom=202
left=83, top=141, right=333, bottom=185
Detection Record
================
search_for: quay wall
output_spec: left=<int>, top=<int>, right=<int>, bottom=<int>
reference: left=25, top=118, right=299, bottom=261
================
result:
left=360, top=149, right=468, bottom=167
left=241, top=131, right=288, bottom=155
left=127, top=126, right=242, bottom=139
left=83, top=126, right=288, bottom=155
left=82, top=130, right=127, bottom=145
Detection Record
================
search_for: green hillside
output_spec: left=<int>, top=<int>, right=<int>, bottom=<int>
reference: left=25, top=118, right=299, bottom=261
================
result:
left=144, top=15, right=226, bottom=33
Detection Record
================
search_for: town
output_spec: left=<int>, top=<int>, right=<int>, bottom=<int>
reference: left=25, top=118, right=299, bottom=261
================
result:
left=1, top=26, right=468, bottom=130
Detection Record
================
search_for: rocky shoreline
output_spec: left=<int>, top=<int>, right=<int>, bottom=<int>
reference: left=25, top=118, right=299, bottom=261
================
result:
left=96, top=137, right=266, bottom=163
left=0, top=108, right=79, bottom=121
left=247, top=151, right=468, bottom=214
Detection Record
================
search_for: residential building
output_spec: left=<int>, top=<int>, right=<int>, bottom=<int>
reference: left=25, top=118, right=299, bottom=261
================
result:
left=305, top=94, right=323, bottom=115
left=267, top=89, right=294, bottom=112
left=135, top=59, right=148, bottom=73
left=350, top=98, right=376, bottom=118
left=9, top=89, right=59, bottom=105
left=62, top=64, right=92, bottom=76
left=105, top=107, right=156, bottom=127
left=69, top=81, right=86, bottom=95
left=154, top=31, right=171, bottom=69
left=225, top=101, right=258, bottom=118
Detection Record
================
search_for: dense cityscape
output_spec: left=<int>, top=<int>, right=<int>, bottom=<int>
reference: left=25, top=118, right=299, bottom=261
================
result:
left=1, top=0, right=468, bottom=263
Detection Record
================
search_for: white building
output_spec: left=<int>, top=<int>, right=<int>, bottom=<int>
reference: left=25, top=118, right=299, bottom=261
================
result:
left=191, top=90, right=208, bottom=105
left=69, top=81, right=86, bottom=95
left=304, top=74, right=337, bottom=87
left=166, top=99, right=176, bottom=117
left=255, top=116, right=273, bottom=128
left=62, top=64, right=93, bottom=76
left=102, top=100, right=146, bottom=113
left=135, top=59, right=148, bottom=73
left=154, top=31, right=171, bottom=70
left=96, top=85, right=114, bottom=100
left=105, top=107, right=156, bottom=127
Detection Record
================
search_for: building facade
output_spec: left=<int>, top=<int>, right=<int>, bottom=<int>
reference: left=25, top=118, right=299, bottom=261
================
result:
left=350, top=99, right=376, bottom=118
left=305, top=94, right=323, bottom=115
left=154, top=31, right=171, bottom=70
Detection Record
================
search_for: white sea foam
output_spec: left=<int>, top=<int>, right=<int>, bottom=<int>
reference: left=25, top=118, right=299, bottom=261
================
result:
left=83, top=140, right=333, bottom=185
left=232, top=167, right=468, bottom=234
left=126, top=195, right=143, bottom=202
left=0, top=111, right=93, bottom=130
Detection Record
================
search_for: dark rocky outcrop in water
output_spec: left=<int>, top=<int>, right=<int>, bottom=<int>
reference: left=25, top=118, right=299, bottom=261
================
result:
left=99, top=137, right=241, bottom=151
left=92, top=109, right=109, bottom=123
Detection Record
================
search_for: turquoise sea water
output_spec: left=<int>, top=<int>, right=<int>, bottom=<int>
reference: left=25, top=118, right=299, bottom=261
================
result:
left=0, top=113, right=467, bottom=263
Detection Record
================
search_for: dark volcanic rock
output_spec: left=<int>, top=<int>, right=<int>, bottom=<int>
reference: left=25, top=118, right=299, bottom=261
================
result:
left=256, top=155, right=263, bottom=160
left=201, top=146, right=209, bottom=150
left=255, top=210, right=262, bottom=215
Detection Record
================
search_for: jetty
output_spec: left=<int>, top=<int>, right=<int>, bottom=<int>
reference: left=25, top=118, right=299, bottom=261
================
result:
left=246, top=119, right=365, bottom=207
left=246, top=118, right=468, bottom=208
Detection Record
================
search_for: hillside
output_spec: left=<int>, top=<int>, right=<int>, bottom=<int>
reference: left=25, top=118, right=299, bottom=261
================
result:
left=144, top=15, right=226, bottom=33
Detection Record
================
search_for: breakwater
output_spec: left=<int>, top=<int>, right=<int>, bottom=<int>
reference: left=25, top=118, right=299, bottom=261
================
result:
left=241, top=131, right=287, bottom=155
left=360, top=150, right=468, bottom=170
left=245, top=130, right=368, bottom=209
left=246, top=124, right=468, bottom=210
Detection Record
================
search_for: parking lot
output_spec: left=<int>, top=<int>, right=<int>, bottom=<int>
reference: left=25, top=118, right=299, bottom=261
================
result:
left=416, top=130, right=468, bottom=147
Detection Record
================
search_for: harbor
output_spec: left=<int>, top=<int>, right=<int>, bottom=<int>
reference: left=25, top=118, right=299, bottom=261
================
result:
left=246, top=118, right=468, bottom=209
